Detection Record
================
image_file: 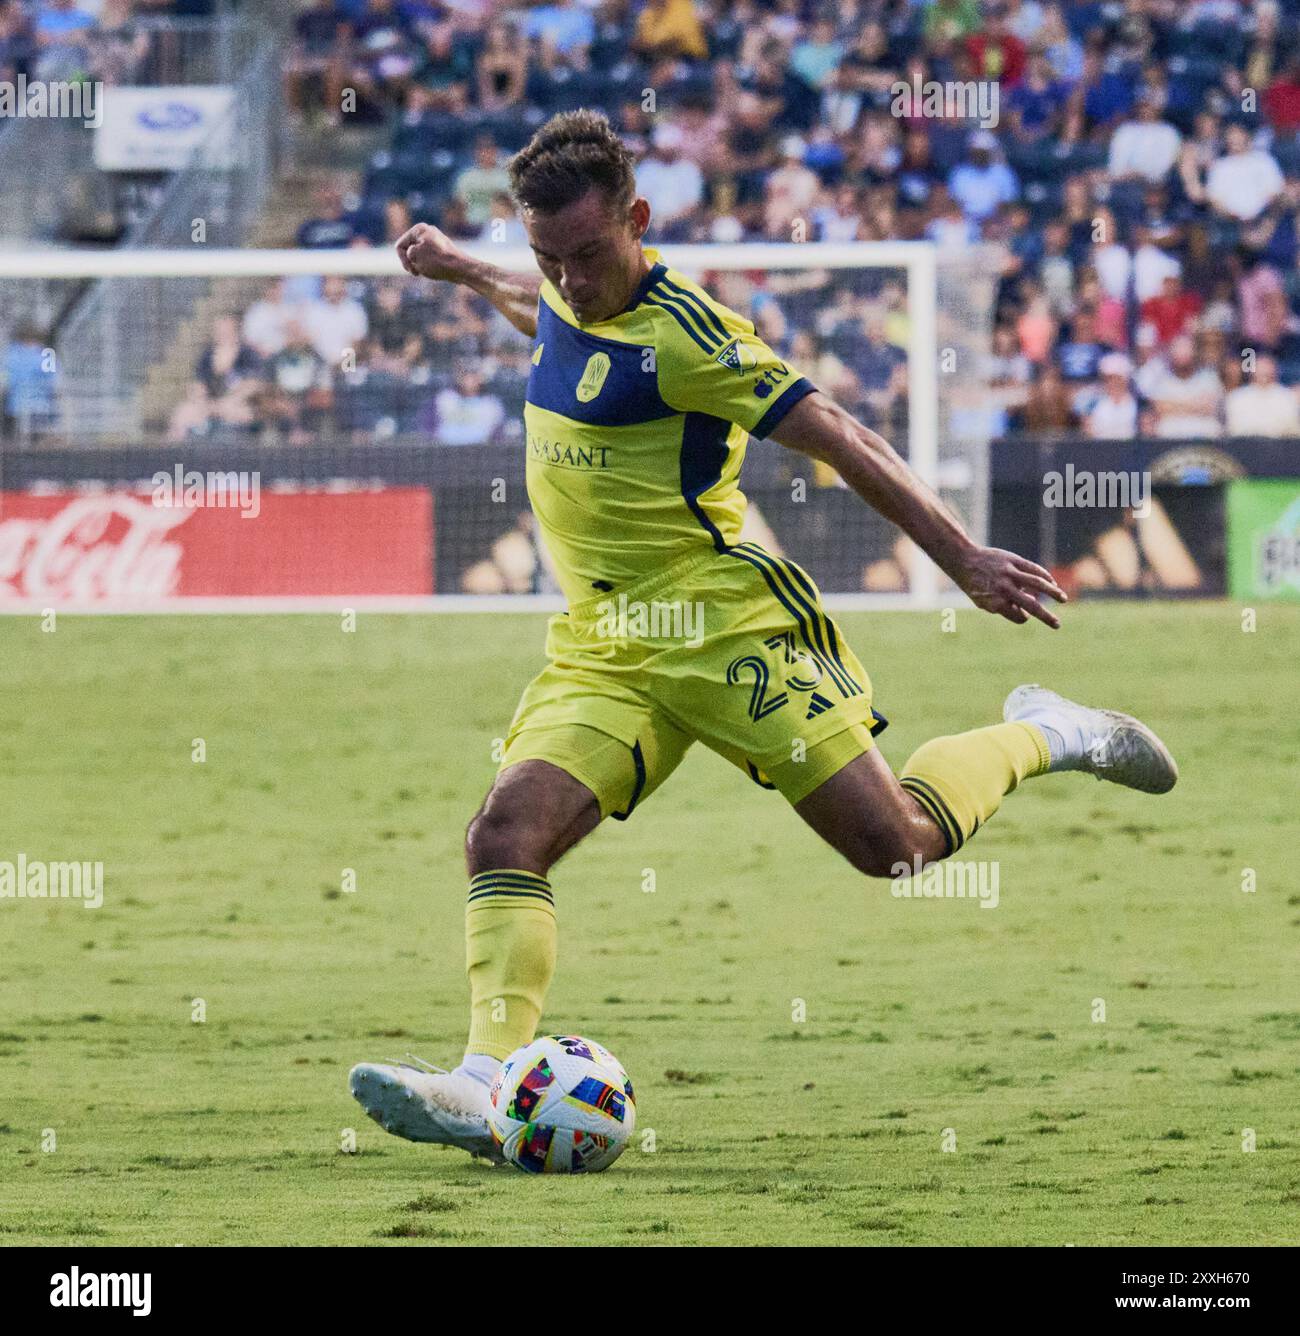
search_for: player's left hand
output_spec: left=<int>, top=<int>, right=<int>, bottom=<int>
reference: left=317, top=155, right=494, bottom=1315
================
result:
left=954, top=546, right=1067, bottom=629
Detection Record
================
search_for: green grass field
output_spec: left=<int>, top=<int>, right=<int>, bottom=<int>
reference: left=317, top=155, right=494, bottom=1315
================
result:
left=1, top=602, right=1296, bottom=1246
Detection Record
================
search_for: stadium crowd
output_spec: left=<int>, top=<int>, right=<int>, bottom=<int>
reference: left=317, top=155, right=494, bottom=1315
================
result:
left=0, top=0, right=230, bottom=85
left=10, top=0, right=1300, bottom=446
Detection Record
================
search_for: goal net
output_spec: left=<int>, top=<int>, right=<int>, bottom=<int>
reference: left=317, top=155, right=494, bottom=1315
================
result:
left=0, top=243, right=998, bottom=610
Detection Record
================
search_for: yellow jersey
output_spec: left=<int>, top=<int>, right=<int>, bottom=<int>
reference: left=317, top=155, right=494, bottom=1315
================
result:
left=523, top=246, right=817, bottom=605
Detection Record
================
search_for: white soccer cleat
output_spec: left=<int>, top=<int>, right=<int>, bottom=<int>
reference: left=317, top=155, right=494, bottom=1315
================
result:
left=1004, top=684, right=1179, bottom=795
left=348, top=1054, right=504, bottom=1163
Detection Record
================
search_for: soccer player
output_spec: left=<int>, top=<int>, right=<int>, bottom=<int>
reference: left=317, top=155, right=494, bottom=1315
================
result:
left=350, top=110, right=1177, bottom=1161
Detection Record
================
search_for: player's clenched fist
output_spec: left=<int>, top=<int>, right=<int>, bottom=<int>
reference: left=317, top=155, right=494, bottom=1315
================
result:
left=395, top=222, right=471, bottom=282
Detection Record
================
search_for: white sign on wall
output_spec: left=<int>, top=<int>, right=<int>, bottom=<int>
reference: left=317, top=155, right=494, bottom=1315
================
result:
left=94, top=86, right=237, bottom=172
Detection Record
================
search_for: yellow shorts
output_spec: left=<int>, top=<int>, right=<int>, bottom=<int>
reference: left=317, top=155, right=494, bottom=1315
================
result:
left=498, top=543, right=887, bottom=818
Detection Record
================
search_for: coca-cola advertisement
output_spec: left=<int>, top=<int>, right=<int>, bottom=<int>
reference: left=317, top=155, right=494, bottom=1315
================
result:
left=0, top=486, right=434, bottom=604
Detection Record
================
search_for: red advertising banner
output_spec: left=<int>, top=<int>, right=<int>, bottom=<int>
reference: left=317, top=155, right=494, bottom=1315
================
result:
left=0, top=487, right=433, bottom=603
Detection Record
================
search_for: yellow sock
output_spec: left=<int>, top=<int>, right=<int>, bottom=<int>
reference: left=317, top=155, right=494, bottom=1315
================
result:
left=464, top=870, right=556, bottom=1062
left=900, top=722, right=1051, bottom=855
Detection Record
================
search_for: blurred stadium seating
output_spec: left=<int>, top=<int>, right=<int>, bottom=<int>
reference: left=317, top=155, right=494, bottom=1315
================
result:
left=7, top=0, right=1300, bottom=450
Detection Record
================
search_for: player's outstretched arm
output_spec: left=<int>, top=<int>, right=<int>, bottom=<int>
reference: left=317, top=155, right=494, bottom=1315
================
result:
left=769, top=390, right=1067, bottom=629
left=396, top=222, right=543, bottom=339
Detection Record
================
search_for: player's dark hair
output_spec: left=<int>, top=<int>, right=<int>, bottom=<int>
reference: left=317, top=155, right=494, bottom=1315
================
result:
left=507, top=108, right=637, bottom=219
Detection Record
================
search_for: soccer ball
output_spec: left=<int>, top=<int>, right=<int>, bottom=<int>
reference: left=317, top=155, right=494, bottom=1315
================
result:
left=488, top=1035, right=635, bottom=1173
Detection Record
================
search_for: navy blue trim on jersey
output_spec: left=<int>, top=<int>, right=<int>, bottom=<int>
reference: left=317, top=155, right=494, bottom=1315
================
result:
left=618, top=261, right=668, bottom=315
left=733, top=543, right=862, bottom=699
left=725, top=543, right=859, bottom=700
left=679, top=412, right=732, bottom=550
left=646, top=287, right=723, bottom=353
left=752, top=376, right=818, bottom=439
left=763, top=549, right=864, bottom=697
left=746, top=760, right=778, bottom=791
left=653, top=275, right=732, bottom=343
left=610, top=740, right=647, bottom=821
left=527, top=299, right=677, bottom=427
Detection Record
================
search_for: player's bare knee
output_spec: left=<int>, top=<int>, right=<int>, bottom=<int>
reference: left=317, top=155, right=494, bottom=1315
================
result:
left=851, top=839, right=914, bottom=881
left=847, top=820, right=940, bottom=881
left=465, top=793, right=548, bottom=874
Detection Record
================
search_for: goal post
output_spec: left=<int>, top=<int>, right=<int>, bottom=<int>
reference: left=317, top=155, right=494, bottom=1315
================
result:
left=0, top=242, right=997, bottom=611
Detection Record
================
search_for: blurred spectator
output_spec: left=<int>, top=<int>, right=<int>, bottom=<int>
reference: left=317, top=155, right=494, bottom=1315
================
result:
left=242, top=280, right=301, bottom=361
left=167, top=381, right=213, bottom=443
left=477, top=18, right=528, bottom=110
left=925, top=0, right=981, bottom=45
left=285, top=0, right=345, bottom=118
left=1056, top=308, right=1104, bottom=382
left=522, top=0, right=595, bottom=61
left=632, top=0, right=708, bottom=62
left=1037, top=3, right=1083, bottom=82
left=1107, top=92, right=1181, bottom=184
left=1140, top=275, right=1203, bottom=349
left=1014, top=278, right=1055, bottom=363
left=966, top=4, right=1027, bottom=87
left=1007, top=52, right=1071, bottom=143
left=366, top=280, right=425, bottom=370
left=789, top=328, right=857, bottom=403
left=306, top=275, right=369, bottom=368
left=195, top=316, right=262, bottom=401
left=1200, top=123, right=1284, bottom=222
left=986, top=323, right=1032, bottom=430
left=1081, top=353, right=1139, bottom=440
left=812, top=183, right=866, bottom=243
left=1076, top=270, right=1127, bottom=350
left=428, top=359, right=506, bottom=445
left=1235, top=247, right=1288, bottom=352
left=1039, top=220, right=1074, bottom=320
left=454, top=135, right=511, bottom=231
left=33, top=0, right=93, bottom=73
left=947, top=130, right=1020, bottom=226
left=852, top=312, right=907, bottom=426
left=1146, top=335, right=1224, bottom=438
left=298, top=184, right=362, bottom=249
left=1004, top=0, right=1046, bottom=45
left=739, top=37, right=820, bottom=132
left=636, top=122, right=704, bottom=241
left=1225, top=354, right=1300, bottom=436
left=790, top=17, right=842, bottom=91
left=264, top=323, right=333, bottom=443
left=1132, top=223, right=1182, bottom=303
left=1264, top=56, right=1300, bottom=132
left=763, top=136, right=820, bottom=239
left=0, top=4, right=34, bottom=83
left=1020, top=365, right=1078, bottom=432
left=3, top=324, right=56, bottom=434
left=672, top=94, right=729, bottom=177
left=1132, top=324, right=1166, bottom=400
left=479, top=190, right=529, bottom=246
